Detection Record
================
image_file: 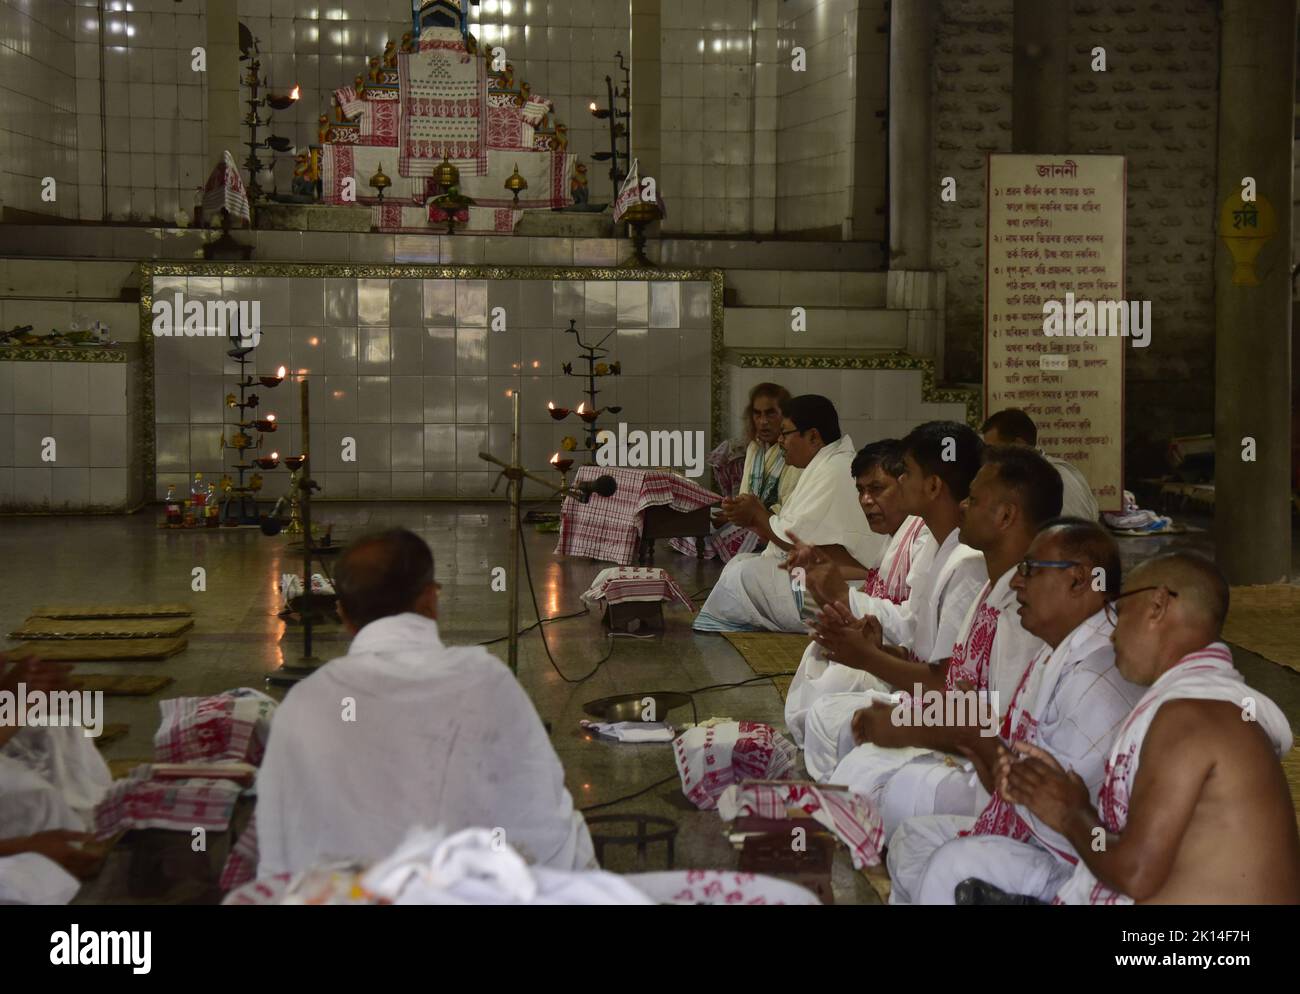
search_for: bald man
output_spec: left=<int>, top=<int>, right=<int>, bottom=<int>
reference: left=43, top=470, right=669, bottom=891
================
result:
left=1006, top=552, right=1300, bottom=904
left=255, top=529, right=594, bottom=877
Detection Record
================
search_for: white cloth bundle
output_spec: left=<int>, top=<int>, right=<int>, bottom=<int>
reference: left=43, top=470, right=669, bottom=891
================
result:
left=579, top=720, right=676, bottom=743
left=0, top=853, right=80, bottom=905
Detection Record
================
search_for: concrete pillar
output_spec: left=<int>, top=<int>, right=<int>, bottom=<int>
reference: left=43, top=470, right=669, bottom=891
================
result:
left=1011, top=0, right=1069, bottom=153
left=1213, top=0, right=1295, bottom=583
left=630, top=0, right=661, bottom=237
left=206, top=0, right=242, bottom=180
left=887, top=0, right=937, bottom=267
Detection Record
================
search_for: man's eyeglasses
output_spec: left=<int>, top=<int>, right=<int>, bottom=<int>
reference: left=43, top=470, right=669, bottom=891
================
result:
left=777, top=427, right=803, bottom=441
left=1103, top=585, right=1178, bottom=624
left=1014, top=558, right=1080, bottom=579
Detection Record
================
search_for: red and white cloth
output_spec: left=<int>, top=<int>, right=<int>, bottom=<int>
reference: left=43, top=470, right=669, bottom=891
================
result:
left=673, top=721, right=797, bottom=811
left=581, top=566, right=694, bottom=612
left=154, top=688, right=277, bottom=767
left=718, top=782, right=886, bottom=869
left=556, top=466, right=721, bottom=566
left=628, top=869, right=820, bottom=905
left=200, top=150, right=251, bottom=226
left=1054, top=642, right=1293, bottom=905
left=220, top=810, right=260, bottom=891
left=397, top=42, right=488, bottom=176
left=94, top=768, right=244, bottom=837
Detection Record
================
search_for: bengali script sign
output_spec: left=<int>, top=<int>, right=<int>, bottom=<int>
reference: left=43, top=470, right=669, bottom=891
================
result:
left=985, top=153, right=1126, bottom=512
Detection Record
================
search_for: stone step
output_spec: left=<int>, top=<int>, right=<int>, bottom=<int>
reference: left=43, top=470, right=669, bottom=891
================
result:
left=724, top=305, right=909, bottom=351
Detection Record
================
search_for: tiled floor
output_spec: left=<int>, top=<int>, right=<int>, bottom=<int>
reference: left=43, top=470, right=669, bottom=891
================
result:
left=1, top=502, right=1296, bottom=904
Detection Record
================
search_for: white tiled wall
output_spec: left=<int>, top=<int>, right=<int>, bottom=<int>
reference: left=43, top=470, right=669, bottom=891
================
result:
left=725, top=363, right=970, bottom=448
left=0, top=358, right=132, bottom=510
left=775, top=0, right=857, bottom=234
left=151, top=275, right=714, bottom=500
left=0, top=0, right=78, bottom=220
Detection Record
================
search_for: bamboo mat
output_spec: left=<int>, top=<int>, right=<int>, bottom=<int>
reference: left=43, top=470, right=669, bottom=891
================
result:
left=29, top=603, right=193, bottom=619
left=69, top=674, right=174, bottom=696
left=1222, top=584, right=1300, bottom=675
left=7, top=638, right=187, bottom=662
left=10, top=617, right=194, bottom=640
left=720, top=632, right=808, bottom=701
left=94, top=723, right=129, bottom=749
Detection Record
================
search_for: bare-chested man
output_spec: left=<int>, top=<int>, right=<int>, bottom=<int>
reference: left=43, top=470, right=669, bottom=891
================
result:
left=1004, top=552, right=1300, bottom=904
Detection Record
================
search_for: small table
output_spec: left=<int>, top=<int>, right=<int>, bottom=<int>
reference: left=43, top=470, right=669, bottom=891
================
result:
left=555, top=466, right=721, bottom=566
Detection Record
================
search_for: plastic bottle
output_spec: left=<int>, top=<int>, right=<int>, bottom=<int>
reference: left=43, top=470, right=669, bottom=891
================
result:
left=191, top=472, right=206, bottom=509
left=165, top=484, right=181, bottom=527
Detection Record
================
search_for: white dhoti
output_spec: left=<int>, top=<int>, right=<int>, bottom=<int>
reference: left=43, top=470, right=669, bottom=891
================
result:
left=0, top=726, right=111, bottom=838
left=803, top=692, right=876, bottom=781
left=876, top=754, right=980, bottom=841
left=887, top=814, right=1071, bottom=905
left=693, top=553, right=805, bottom=633
left=784, top=643, right=890, bottom=747
left=0, top=852, right=80, bottom=905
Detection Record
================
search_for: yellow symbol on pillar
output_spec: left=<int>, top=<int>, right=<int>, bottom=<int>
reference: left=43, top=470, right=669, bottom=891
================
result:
left=1218, top=191, right=1276, bottom=287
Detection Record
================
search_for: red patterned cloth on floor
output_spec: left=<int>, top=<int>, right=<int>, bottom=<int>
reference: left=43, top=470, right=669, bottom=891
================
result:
left=718, top=782, right=885, bottom=869
left=556, top=466, right=721, bottom=565
left=580, top=566, right=694, bottom=612
left=94, top=768, right=243, bottom=837
left=154, top=688, right=277, bottom=767
left=673, top=721, right=797, bottom=811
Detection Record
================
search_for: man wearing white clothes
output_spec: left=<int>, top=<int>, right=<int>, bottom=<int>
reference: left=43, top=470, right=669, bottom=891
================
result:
left=800, top=422, right=987, bottom=778
left=981, top=408, right=1099, bottom=521
left=783, top=438, right=932, bottom=745
left=886, top=519, right=1144, bottom=904
left=694, top=395, right=886, bottom=633
left=821, top=446, right=1063, bottom=833
left=255, top=529, right=595, bottom=877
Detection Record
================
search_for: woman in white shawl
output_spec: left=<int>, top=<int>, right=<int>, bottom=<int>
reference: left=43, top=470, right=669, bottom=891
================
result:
left=673, top=382, right=801, bottom=562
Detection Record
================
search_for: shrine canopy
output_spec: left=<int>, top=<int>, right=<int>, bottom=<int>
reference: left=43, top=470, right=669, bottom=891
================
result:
left=319, top=15, right=574, bottom=235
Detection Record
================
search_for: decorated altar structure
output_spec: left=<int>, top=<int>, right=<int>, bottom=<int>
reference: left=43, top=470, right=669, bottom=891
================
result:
left=318, top=0, right=576, bottom=235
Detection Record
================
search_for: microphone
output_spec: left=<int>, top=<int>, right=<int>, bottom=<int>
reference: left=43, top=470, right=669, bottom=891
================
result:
left=573, top=475, right=618, bottom=503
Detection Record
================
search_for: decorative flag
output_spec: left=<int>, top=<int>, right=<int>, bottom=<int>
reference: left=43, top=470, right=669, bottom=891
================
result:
left=202, top=150, right=252, bottom=226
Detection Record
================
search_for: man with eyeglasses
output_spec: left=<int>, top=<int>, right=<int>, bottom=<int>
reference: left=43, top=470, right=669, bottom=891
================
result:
left=782, top=439, right=933, bottom=745
left=811, top=445, right=1062, bottom=833
left=693, top=395, right=886, bottom=633
left=799, top=421, right=988, bottom=780
left=1005, top=552, right=1300, bottom=904
left=885, top=518, right=1145, bottom=904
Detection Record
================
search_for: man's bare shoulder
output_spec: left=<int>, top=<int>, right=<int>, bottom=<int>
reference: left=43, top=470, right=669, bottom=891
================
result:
left=1147, top=697, right=1266, bottom=754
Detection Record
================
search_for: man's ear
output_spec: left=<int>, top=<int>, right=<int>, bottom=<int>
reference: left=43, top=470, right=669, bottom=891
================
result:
left=415, top=581, right=439, bottom=619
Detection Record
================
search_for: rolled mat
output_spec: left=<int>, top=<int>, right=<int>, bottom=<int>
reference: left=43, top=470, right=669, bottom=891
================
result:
left=1222, top=584, right=1300, bottom=676
left=6, top=638, right=187, bottom=661
left=9, top=617, right=194, bottom=640
left=69, top=674, right=175, bottom=696
left=721, top=632, right=808, bottom=701
left=29, top=603, right=194, bottom=619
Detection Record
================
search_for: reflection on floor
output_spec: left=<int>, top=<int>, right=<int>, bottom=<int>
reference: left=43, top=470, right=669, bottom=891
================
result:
left=1, top=502, right=1296, bottom=905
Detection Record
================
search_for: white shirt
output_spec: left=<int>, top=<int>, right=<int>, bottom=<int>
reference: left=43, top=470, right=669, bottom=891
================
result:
left=908, top=528, right=987, bottom=663
left=764, top=434, right=887, bottom=571
left=1044, top=453, right=1100, bottom=521
left=255, top=613, right=594, bottom=876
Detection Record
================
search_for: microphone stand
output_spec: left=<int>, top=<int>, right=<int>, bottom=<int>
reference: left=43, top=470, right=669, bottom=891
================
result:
left=478, top=391, right=591, bottom=675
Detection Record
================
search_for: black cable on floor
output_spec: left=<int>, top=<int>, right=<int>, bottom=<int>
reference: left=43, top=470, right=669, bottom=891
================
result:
left=476, top=605, right=591, bottom=646
left=516, top=505, right=615, bottom=683
left=578, top=772, right=679, bottom=813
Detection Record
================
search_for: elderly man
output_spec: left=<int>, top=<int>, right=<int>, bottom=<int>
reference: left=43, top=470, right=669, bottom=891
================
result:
left=255, top=528, right=594, bottom=876
left=817, top=446, right=1062, bottom=828
left=1006, top=552, right=1300, bottom=904
left=783, top=438, right=931, bottom=745
left=799, top=422, right=989, bottom=779
left=981, top=408, right=1098, bottom=521
left=693, top=395, right=885, bottom=633
left=885, top=518, right=1145, bottom=904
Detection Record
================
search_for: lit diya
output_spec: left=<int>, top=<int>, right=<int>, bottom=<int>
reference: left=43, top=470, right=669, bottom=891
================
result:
left=254, top=451, right=281, bottom=470
left=575, top=402, right=599, bottom=423
left=253, top=414, right=278, bottom=432
left=547, top=401, right=570, bottom=420
left=550, top=452, right=574, bottom=473
left=282, top=454, right=307, bottom=471
left=259, top=365, right=287, bottom=388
